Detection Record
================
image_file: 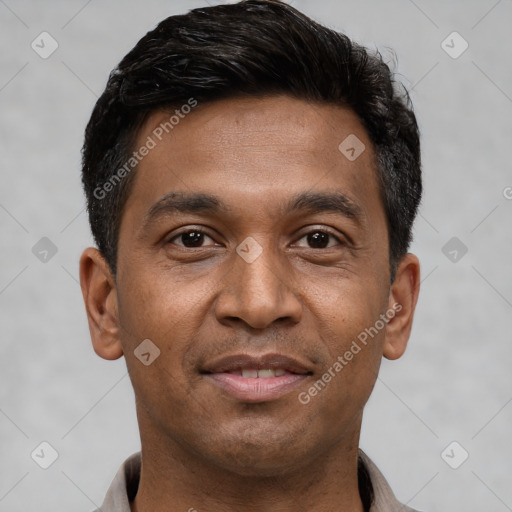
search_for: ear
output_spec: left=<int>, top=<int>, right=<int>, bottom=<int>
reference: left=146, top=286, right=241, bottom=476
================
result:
left=79, top=247, right=124, bottom=360
left=383, top=253, right=421, bottom=360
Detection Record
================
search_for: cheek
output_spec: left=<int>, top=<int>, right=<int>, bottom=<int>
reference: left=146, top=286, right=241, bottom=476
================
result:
left=115, top=263, right=213, bottom=402
left=115, top=268, right=200, bottom=418
left=117, top=262, right=205, bottom=346
left=306, top=270, right=387, bottom=342
left=302, top=274, right=387, bottom=408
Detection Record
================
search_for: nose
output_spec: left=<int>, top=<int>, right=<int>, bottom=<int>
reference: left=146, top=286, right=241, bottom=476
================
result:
left=214, top=240, right=302, bottom=330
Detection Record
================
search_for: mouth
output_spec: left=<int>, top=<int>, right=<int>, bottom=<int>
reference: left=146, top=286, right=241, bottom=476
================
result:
left=200, top=353, right=313, bottom=403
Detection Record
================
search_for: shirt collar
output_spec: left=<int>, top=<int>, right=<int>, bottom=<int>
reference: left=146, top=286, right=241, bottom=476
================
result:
left=97, top=450, right=419, bottom=512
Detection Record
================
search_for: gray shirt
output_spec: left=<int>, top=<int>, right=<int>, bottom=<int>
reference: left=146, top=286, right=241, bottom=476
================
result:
left=92, top=450, right=420, bottom=512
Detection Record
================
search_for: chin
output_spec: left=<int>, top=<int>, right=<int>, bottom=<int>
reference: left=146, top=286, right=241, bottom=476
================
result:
left=189, top=425, right=318, bottom=477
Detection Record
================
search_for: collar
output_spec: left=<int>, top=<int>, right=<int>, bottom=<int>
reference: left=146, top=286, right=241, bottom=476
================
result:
left=97, top=450, right=419, bottom=512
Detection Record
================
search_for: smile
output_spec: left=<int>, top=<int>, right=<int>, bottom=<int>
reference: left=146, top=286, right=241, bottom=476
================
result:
left=201, top=353, right=313, bottom=402
left=226, top=368, right=289, bottom=378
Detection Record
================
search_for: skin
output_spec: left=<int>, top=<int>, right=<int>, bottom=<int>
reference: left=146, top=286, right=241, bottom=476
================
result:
left=79, top=95, right=420, bottom=512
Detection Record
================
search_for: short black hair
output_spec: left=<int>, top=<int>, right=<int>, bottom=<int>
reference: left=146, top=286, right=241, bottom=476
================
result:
left=81, top=0, right=422, bottom=280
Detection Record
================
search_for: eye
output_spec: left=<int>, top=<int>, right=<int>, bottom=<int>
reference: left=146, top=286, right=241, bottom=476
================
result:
left=293, top=229, right=345, bottom=249
left=166, top=228, right=345, bottom=250
left=167, top=229, right=217, bottom=248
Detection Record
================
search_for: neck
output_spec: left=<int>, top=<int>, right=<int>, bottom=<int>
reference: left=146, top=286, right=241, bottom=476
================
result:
left=131, top=417, right=365, bottom=512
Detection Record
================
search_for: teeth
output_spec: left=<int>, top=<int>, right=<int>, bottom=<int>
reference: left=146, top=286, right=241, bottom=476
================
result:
left=241, top=369, right=259, bottom=378
left=234, top=369, right=289, bottom=378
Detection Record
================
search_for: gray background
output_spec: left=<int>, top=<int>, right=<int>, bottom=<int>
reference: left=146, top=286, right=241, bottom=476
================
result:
left=1, top=0, right=511, bottom=510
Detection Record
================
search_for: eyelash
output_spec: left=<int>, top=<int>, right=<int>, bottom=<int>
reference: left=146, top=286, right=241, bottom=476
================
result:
left=166, top=227, right=346, bottom=249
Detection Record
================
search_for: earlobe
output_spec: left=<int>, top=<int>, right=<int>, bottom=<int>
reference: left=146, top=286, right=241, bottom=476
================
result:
left=383, top=253, right=421, bottom=360
left=79, top=248, right=124, bottom=360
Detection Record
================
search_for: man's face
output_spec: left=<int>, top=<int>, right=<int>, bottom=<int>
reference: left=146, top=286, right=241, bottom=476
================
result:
left=113, top=95, right=393, bottom=475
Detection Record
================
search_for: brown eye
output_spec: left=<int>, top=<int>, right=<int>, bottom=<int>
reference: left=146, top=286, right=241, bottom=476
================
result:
left=168, top=230, right=216, bottom=248
left=294, top=230, right=344, bottom=249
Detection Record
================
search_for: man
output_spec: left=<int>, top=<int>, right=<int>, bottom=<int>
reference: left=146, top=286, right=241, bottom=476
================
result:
left=79, top=1, right=422, bottom=510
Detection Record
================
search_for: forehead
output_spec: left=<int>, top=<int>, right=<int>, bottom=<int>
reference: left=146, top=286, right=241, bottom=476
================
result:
left=119, top=95, right=384, bottom=238
left=140, top=95, right=371, bottom=168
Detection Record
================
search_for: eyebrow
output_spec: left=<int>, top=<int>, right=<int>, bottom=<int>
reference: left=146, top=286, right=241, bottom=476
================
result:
left=141, top=190, right=364, bottom=231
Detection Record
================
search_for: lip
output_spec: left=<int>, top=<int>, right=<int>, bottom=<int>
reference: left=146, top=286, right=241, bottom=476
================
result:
left=201, top=353, right=312, bottom=375
left=201, top=353, right=313, bottom=403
